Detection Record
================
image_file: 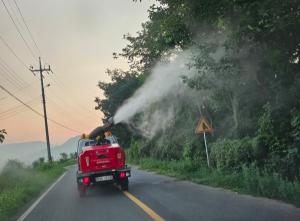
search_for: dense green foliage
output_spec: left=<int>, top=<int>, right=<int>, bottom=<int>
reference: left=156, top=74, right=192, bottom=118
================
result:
left=0, top=159, right=74, bottom=221
left=95, top=69, right=144, bottom=147
left=126, top=156, right=300, bottom=206
left=96, top=0, right=300, bottom=187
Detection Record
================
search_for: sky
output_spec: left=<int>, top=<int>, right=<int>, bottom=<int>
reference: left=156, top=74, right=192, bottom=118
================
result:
left=0, top=0, right=155, bottom=144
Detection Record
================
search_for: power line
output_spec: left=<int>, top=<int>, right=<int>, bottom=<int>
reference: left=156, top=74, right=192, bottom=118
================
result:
left=0, top=84, right=81, bottom=133
left=12, top=0, right=41, bottom=55
left=0, top=84, right=43, bottom=115
left=0, top=106, right=33, bottom=120
left=0, top=58, right=27, bottom=88
left=0, top=35, right=28, bottom=68
left=1, top=0, right=37, bottom=60
left=47, top=85, right=96, bottom=120
left=0, top=79, right=39, bottom=103
left=48, top=118, right=82, bottom=134
left=47, top=96, right=92, bottom=128
left=0, top=101, right=40, bottom=120
left=0, top=67, right=19, bottom=88
left=0, top=55, right=39, bottom=97
left=6, top=0, right=24, bottom=35
left=48, top=72, right=97, bottom=115
left=0, top=98, right=38, bottom=115
left=0, top=97, right=40, bottom=120
left=0, top=56, right=39, bottom=104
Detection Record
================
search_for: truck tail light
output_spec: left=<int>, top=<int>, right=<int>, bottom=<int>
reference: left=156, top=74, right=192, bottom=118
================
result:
left=119, top=172, right=126, bottom=178
left=83, top=176, right=90, bottom=184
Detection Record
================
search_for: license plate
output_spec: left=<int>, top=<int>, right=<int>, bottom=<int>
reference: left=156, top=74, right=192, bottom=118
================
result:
left=95, top=175, right=113, bottom=182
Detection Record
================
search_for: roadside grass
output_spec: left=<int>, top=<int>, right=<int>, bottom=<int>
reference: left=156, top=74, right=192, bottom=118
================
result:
left=128, top=158, right=300, bottom=207
left=0, top=158, right=76, bottom=221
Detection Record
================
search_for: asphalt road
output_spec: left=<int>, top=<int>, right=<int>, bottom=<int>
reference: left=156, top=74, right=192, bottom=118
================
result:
left=19, top=166, right=300, bottom=221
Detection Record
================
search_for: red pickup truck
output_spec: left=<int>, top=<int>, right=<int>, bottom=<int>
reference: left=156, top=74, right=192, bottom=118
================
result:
left=76, top=123, right=130, bottom=197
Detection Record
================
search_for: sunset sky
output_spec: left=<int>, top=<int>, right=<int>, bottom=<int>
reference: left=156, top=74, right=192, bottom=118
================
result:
left=0, top=0, right=155, bottom=144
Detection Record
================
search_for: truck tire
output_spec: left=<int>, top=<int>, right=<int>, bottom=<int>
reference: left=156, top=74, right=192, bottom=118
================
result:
left=120, top=178, right=129, bottom=191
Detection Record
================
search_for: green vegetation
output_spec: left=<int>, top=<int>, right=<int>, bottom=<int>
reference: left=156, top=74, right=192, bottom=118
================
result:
left=0, top=129, right=6, bottom=143
left=95, top=0, right=300, bottom=205
left=127, top=156, right=300, bottom=206
left=0, top=156, right=75, bottom=221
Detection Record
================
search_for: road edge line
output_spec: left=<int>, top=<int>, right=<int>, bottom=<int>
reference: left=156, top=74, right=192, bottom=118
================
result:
left=123, top=191, right=166, bottom=221
left=16, top=171, right=67, bottom=221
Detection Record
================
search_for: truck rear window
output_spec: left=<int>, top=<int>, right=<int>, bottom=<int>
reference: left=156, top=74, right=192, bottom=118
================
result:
left=77, top=139, right=95, bottom=153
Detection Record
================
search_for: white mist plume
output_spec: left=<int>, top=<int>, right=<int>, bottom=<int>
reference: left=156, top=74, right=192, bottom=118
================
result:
left=113, top=49, right=197, bottom=127
left=112, top=30, right=262, bottom=139
left=129, top=103, right=175, bottom=138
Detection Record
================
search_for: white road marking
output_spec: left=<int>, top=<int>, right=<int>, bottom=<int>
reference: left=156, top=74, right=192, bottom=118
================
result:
left=16, top=171, right=67, bottom=221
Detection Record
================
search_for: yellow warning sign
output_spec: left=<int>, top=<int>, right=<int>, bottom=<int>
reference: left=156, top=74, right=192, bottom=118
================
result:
left=195, top=117, right=213, bottom=134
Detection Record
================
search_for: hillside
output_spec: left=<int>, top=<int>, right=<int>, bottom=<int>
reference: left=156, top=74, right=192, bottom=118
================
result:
left=0, top=136, right=80, bottom=170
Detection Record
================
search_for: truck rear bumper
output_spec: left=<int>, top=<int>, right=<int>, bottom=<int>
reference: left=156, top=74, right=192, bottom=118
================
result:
left=76, top=167, right=131, bottom=186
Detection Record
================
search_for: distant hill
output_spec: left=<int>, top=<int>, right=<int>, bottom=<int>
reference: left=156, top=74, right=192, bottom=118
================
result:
left=52, top=135, right=80, bottom=159
left=0, top=136, right=80, bottom=170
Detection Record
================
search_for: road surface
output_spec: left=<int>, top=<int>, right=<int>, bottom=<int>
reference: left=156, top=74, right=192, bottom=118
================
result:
left=18, top=166, right=300, bottom=221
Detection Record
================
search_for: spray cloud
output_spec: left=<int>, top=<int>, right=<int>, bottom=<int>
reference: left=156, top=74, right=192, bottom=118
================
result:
left=112, top=31, right=258, bottom=139
left=113, top=49, right=197, bottom=128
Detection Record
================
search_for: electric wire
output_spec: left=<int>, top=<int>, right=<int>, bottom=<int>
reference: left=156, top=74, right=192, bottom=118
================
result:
left=0, top=84, right=81, bottom=133
left=47, top=96, right=92, bottom=129
left=0, top=96, right=40, bottom=119
left=0, top=79, right=39, bottom=103
left=48, top=73, right=97, bottom=116
left=0, top=35, right=28, bottom=68
left=12, top=0, right=41, bottom=55
left=0, top=55, right=39, bottom=103
left=0, top=65, right=23, bottom=89
left=47, top=85, right=96, bottom=120
left=6, top=0, right=24, bottom=37
left=1, top=0, right=37, bottom=60
left=0, top=2, right=94, bottom=132
left=0, top=58, right=27, bottom=88
left=0, top=105, right=36, bottom=120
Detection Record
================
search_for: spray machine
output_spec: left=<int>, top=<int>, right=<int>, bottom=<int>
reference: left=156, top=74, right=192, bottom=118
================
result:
left=88, top=117, right=115, bottom=140
left=76, top=117, right=131, bottom=197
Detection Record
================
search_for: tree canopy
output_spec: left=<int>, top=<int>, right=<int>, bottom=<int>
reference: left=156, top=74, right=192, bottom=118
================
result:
left=96, top=0, right=300, bottom=180
left=0, top=129, right=6, bottom=143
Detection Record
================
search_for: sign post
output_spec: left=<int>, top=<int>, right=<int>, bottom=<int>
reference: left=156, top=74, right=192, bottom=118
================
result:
left=195, top=117, right=213, bottom=167
left=203, top=132, right=210, bottom=167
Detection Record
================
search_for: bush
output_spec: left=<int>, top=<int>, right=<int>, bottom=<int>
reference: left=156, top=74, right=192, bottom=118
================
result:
left=183, top=140, right=193, bottom=161
left=210, top=138, right=254, bottom=170
left=69, top=152, right=77, bottom=159
left=126, top=139, right=143, bottom=163
left=59, top=152, right=68, bottom=162
left=32, top=157, right=45, bottom=168
left=2, top=159, right=24, bottom=171
left=0, top=159, right=65, bottom=221
left=241, top=165, right=300, bottom=205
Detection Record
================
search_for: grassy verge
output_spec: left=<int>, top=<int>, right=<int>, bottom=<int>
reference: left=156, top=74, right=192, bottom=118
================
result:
left=129, top=158, right=300, bottom=207
left=0, top=159, right=76, bottom=221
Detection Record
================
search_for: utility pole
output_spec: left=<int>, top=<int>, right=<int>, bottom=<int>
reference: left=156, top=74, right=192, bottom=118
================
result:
left=30, top=57, right=52, bottom=162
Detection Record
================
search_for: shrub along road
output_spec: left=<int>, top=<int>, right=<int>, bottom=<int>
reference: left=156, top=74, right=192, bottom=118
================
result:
left=17, top=166, right=300, bottom=221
